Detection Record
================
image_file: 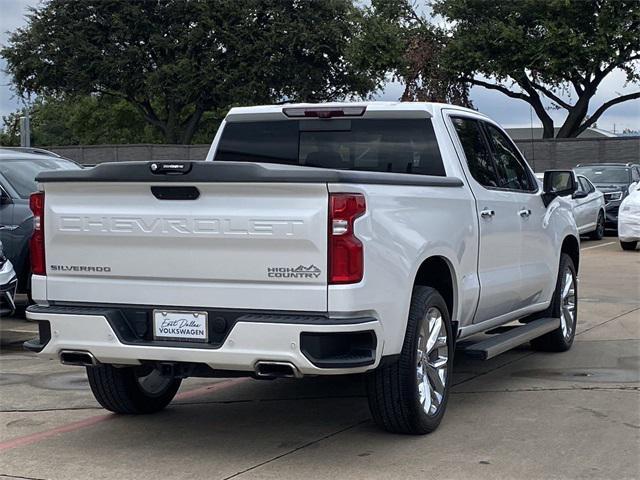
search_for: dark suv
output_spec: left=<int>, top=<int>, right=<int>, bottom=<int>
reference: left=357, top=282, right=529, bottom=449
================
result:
left=0, top=148, right=81, bottom=295
left=575, top=163, right=640, bottom=230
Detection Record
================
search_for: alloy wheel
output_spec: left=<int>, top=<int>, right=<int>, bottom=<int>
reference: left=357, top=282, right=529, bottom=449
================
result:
left=597, top=213, right=605, bottom=237
left=416, top=307, right=448, bottom=416
left=559, top=268, right=577, bottom=340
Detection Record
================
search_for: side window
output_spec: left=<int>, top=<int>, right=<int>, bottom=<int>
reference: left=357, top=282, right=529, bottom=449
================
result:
left=483, top=123, right=536, bottom=192
left=451, top=117, right=499, bottom=188
left=632, top=167, right=640, bottom=183
left=578, top=177, right=591, bottom=193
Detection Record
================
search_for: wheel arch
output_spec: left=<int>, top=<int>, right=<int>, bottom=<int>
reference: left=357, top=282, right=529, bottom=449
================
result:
left=413, top=255, right=458, bottom=336
left=561, top=235, right=580, bottom=273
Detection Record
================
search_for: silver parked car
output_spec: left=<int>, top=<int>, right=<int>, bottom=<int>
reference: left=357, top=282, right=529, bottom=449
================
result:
left=573, top=174, right=606, bottom=239
left=536, top=172, right=606, bottom=239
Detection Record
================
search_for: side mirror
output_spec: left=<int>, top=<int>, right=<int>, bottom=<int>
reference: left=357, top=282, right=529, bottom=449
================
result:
left=572, top=190, right=588, bottom=199
left=542, top=170, right=577, bottom=207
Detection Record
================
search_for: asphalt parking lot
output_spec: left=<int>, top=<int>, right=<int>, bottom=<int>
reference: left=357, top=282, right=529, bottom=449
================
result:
left=0, top=238, right=638, bottom=480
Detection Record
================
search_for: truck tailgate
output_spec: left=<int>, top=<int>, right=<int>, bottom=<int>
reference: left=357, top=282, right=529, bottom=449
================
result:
left=43, top=182, right=328, bottom=311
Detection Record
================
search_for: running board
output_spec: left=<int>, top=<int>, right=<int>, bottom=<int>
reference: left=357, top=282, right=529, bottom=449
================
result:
left=464, top=317, right=561, bottom=360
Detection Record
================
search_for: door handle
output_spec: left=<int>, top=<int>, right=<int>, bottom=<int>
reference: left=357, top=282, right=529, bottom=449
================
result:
left=480, top=209, right=495, bottom=218
left=518, top=209, right=532, bottom=218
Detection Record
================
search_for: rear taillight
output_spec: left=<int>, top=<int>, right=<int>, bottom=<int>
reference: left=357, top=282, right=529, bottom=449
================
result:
left=329, top=193, right=366, bottom=284
left=29, top=191, right=45, bottom=276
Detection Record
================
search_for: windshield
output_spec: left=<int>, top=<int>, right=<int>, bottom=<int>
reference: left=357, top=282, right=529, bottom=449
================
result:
left=575, top=166, right=630, bottom=185
left=214, top=118, right=446, bottom=176
left=0, top=157, right=80, bottom=198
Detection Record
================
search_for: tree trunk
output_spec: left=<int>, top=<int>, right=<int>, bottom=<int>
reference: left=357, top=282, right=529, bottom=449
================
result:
left=164, top=104, right=180, bottom=144
left=555, top=88, right=594, bottom=138
left=513, top=75, right=556, bottom=138
left=180, top=107, right=205, bottom=144
left=541, top=116, right=555, bottom=138
left=527, top=92, right=555, bottom=138
left=132, top=99, right=177, bottom=143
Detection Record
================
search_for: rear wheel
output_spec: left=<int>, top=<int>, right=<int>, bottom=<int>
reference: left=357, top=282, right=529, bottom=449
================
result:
left=86, top=364, right=181, bottom=414
left=366, top=286, right=453, bottom=434
left=589, top=211, right=605, bottom=240
left=620, top=240, right=638, bottom=251
left=531, top=253, right=577, bottom=352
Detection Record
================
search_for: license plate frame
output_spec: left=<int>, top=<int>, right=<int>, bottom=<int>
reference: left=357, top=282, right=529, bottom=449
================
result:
left=152, top=310, right=208, bottom=343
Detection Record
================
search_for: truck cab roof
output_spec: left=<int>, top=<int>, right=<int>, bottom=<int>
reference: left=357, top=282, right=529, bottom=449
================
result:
left=225, top=101, right=483, bottom=121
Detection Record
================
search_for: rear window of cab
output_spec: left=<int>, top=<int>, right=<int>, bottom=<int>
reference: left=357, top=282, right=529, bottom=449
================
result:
left=214, top=118, right=446, bottom=176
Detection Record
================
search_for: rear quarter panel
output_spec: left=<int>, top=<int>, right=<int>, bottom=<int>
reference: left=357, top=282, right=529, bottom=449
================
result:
left=544, top=196, right=580, bottom=269
left=327, top=182, right=479, bottom=356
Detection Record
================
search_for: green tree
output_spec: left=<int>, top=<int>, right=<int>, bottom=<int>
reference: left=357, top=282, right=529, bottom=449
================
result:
left=0, top=111, right=22, bottom=146
left=0, top=95, right=164, bottom=146
left=350, top=0, right=471, bottom=105
left=434, top=0, right=640, bottom=138
left=2, top=0, right=378, bottom=144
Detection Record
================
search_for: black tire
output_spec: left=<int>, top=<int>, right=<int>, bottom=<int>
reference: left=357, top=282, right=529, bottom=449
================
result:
left=86, top=364, right=181, bottom=414
left=620, top=240, right=638, bottom=251
left=366, top=286, right=454, bottom=434
left=589, top=211, right=605, bottom=240
left=531, top=253, right=577, bottom=352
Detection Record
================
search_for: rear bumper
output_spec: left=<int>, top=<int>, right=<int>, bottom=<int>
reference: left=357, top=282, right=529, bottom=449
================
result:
left=25, top=304, right=382, bottom=375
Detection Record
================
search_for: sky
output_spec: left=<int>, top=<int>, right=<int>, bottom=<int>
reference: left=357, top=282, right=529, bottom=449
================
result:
left=1, top=0, right=639, bottom=134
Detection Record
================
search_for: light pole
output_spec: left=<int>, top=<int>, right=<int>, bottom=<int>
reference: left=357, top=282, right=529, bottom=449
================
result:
left=19, top=109, right=31, bottom=147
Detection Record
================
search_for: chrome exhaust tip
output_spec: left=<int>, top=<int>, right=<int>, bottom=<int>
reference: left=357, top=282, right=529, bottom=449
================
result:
left=59, top=350, right=98, bottom=366
left=254, top=361, right=302, bottom=379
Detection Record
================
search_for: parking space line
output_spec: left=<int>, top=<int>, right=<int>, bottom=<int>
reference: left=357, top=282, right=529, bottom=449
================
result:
left=575, top=306, right=640, bottom=338
left=581, top=241, right=615, bottom=251
left=0, top=414, right=112, bottom=453
left=0, top=377, right=247, bottom=453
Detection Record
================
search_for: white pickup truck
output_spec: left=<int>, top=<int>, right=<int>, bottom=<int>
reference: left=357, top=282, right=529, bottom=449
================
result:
left=26, top=102, right=580, bottom=434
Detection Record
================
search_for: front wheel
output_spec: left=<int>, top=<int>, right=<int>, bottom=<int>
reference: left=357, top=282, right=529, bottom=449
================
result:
left=86, top=364, right=181, bottom=414
left=366, top=286, right=454, bottom=434
left=531, top=253, right=578, bottom=352
left=589, top=211, right=605, bottom=240
left=620, top=240, right=638, bottom=251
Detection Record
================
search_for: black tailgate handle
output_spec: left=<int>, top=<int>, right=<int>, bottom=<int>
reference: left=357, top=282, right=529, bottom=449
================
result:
left=151, top=186, right=200, bottom=200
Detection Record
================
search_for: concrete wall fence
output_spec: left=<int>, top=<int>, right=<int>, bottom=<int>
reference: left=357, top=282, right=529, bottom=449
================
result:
left=47, top=136, right=639, bottom=172
left=514, top=137, right=639, bottom=172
